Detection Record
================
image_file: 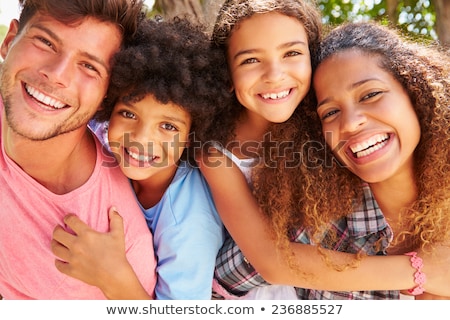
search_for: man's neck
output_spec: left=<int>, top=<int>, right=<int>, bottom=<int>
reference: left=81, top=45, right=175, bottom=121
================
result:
left=3, top=124, right=97, bottom=194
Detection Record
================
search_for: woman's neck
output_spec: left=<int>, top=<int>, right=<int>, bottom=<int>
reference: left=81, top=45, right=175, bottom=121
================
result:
left=369, top=166, right=417, bottom=254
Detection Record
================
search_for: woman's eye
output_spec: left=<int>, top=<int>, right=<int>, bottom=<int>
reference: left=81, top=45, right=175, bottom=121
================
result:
left=361, top=91, right=382, bottom=101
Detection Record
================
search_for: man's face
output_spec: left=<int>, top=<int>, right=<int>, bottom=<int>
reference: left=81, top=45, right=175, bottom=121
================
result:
left=0, top=13, right=122, bottom=140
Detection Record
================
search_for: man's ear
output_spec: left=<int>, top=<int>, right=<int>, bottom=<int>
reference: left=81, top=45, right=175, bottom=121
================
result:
left=1, top=20, right=20, bottom=60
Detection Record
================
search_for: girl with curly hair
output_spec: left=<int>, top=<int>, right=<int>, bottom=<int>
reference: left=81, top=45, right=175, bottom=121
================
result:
left=199, top=0, right=450, bottom=299
left=51, top=16, right=232, bottom=299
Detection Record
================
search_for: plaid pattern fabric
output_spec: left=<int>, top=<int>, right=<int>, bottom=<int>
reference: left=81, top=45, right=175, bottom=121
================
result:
left=215, top=234, right=271, bottom=297
left=214, top=184, right=400, bottom=299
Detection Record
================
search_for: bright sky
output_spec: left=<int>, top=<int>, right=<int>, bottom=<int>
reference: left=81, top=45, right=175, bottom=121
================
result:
left=0, top=0, right=20, bottom=26
left=0, top=0, right=155, bottom=26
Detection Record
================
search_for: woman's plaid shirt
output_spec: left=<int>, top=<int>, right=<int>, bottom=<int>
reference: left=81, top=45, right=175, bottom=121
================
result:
left=214, top=184, right=400, bottom=299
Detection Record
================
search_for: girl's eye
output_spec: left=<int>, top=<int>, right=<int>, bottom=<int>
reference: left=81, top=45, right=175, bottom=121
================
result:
left=320, top=109, right=339, bottom=121
left=120, top=111, right=136, bottom=119
left=285, top=51, right=301, bottom=57
left=161, top=123, right=177, bottom=131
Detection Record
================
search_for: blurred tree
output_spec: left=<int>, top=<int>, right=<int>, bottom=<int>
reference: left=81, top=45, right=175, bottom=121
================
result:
left=434, top=0, right=450, bottom=44
left=153, top=0, right=203, bottom=23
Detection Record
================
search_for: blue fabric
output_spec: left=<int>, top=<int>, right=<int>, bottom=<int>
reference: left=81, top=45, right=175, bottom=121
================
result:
left=142, top=161, right=225, bottom=299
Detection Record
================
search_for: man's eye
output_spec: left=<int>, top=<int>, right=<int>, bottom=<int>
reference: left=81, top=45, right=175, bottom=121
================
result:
left=82, top=63, right=98, bottom=73
left=38, top=37, right=53, bottom=48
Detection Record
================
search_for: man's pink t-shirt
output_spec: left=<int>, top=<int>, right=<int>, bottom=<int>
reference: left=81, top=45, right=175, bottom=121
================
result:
left=0, top=100, right=157, bottom=299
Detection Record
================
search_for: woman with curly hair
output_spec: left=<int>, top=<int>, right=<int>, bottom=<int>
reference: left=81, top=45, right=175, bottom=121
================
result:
left=301, top=21, right=450, bottom=299
left=51, top=16, right=232, bottom=299
left=199, top=0, right=450, bottom=299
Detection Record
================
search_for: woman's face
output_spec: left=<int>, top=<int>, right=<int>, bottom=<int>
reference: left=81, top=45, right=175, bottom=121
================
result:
left=314, top=49, right=420, bottom=183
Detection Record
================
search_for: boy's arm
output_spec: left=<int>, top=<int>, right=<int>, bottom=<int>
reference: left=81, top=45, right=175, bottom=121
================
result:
left=51, top=208, right=153, bottom=300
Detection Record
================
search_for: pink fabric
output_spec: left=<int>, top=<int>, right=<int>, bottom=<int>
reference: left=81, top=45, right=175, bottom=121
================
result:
left=0, top=100, right=157, bottom=299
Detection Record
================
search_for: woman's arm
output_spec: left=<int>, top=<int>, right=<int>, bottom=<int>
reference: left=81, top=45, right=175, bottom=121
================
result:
left=198, top=149, right=450, bottom=295
left=51, top=208, right=152, bottom=300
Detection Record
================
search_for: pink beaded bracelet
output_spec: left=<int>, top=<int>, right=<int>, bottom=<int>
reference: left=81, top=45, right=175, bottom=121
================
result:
left=405, top=251, right=426, bottom=295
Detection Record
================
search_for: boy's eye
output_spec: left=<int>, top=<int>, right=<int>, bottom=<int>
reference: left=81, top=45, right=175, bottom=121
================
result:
left=161, top=123, right=177, bottom=131
left=120, top=111, right=136, bottom=119
left=241, top=57, right=258, bottom=65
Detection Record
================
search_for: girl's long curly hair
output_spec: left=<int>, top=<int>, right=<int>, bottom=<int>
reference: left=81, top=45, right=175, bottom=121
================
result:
left=255, top=21, right=450, bottom=270
left=206, top=0, right=323, bottom=270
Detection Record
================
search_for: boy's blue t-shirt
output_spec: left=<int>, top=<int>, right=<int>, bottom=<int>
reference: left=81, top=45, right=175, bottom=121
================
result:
left=142, top=161, right=225, bottom=299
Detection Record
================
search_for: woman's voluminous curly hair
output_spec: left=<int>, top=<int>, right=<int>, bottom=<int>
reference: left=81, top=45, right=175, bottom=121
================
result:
left=96, top=16, right=232, bottom=162
left=306, top=21, right=450, bottom=252
left=206, top=0, right=322, bottom=146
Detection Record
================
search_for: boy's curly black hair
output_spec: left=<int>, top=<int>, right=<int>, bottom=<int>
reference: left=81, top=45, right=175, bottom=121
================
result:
left=96, top=16, right=233, bottom=160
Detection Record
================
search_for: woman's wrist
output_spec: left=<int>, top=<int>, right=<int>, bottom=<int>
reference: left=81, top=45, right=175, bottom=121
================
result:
left=405, top=251, right=426, bottom=295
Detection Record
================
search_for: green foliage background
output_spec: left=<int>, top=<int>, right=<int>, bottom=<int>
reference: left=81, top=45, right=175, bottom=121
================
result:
left=317, top=0, right=436, bottom=40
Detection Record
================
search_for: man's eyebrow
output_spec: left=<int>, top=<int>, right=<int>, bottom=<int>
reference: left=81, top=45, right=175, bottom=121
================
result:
left=31, top=23, right=110, bottom=73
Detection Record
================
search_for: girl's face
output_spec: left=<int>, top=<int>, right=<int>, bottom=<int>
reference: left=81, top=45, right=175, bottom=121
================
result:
left=227, top=11, right=311, bottom=124
left=314, top=50, right=421, bottom=184
left=108, top=94, right=191, bottom=182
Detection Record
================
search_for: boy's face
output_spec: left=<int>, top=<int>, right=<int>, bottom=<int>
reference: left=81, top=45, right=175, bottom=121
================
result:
left=108, top=94, right=192, bottom=182
left=0, top=13, right=121, bottom=141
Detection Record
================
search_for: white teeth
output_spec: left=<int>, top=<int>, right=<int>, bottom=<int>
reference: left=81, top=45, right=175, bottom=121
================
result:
left=25, top=85, right=66, bottom=109
left=350, top=133, right=389, bottom=158
left=127, top=149, right=156, bottom=162
left=262, top=89, right=290, bottom=100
